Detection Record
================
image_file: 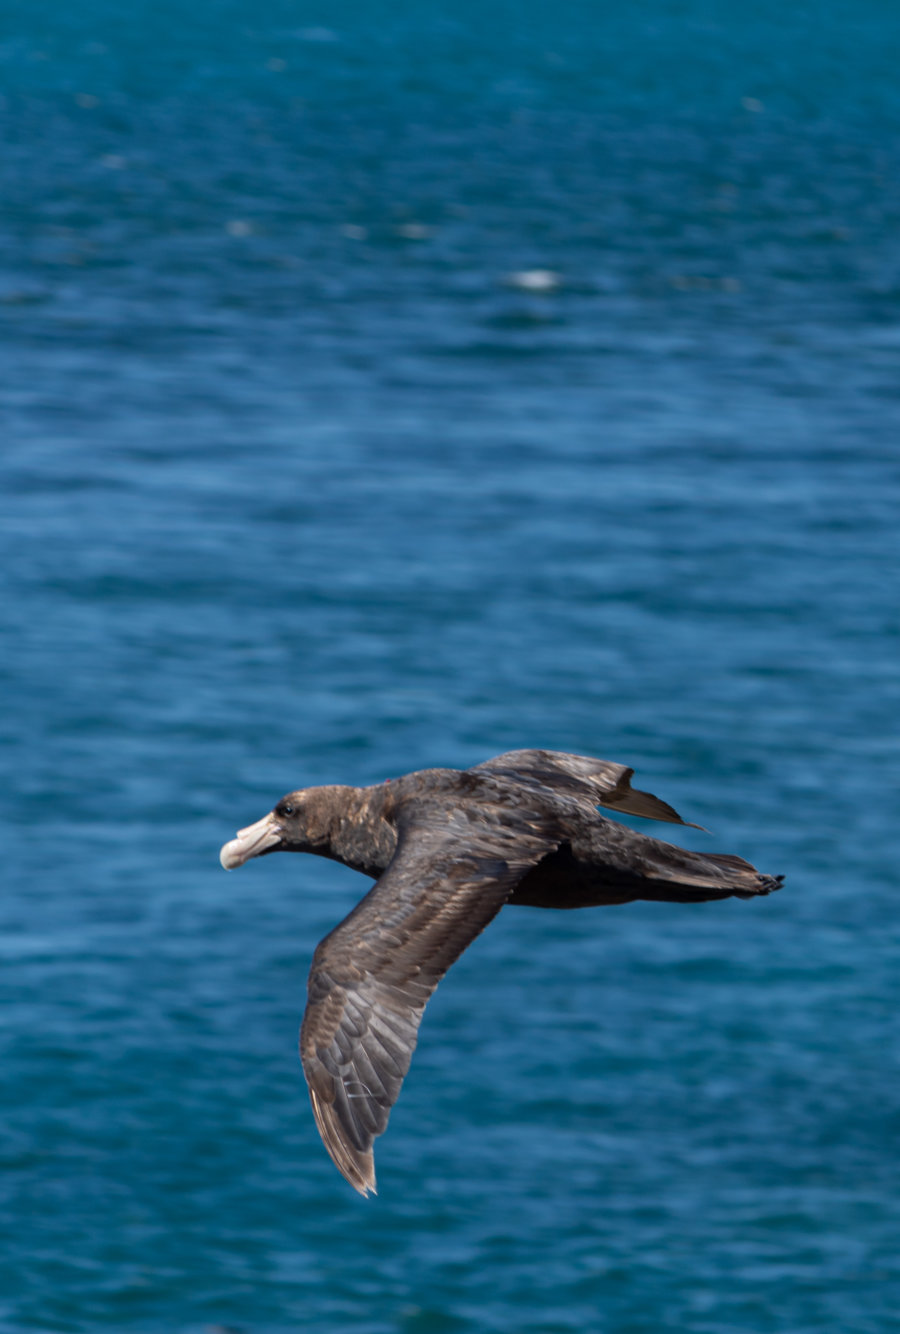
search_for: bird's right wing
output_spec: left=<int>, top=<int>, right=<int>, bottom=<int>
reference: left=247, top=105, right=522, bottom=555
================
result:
left=299, top=800, right=559, bottom=1196
left=473, top=749, right=704, bottom=827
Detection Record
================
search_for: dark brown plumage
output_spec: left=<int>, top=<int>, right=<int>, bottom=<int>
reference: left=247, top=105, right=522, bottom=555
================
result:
left=219, top=749, right=783, bottom=1195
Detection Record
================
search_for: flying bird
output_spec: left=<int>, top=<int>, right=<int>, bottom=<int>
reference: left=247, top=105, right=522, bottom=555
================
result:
left=219, top=749, right=783, bottom=1195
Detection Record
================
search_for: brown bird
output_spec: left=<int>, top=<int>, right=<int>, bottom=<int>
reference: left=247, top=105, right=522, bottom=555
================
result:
left=219, top=749, right=783, bottom=1196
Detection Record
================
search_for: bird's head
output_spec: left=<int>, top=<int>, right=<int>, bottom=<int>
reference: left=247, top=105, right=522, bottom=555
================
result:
left=219, top=788, right=335, bottom=869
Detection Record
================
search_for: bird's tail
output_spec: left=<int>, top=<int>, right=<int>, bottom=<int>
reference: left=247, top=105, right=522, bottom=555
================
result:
left=631, top=849, right=784, bottom=903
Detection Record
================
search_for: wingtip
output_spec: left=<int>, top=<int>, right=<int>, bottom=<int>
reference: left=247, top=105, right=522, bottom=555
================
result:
left=347, top=1158, right=378, bottom=1198
left=310, top=1086, right=378, bottom=1197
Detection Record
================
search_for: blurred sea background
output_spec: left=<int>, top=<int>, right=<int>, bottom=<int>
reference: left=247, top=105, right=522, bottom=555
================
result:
left=2, top=1, right=900, bottom=1330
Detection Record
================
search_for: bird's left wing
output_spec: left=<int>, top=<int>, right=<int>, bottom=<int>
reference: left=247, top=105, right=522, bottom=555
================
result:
left=300, top=798, right=558, bottom=1196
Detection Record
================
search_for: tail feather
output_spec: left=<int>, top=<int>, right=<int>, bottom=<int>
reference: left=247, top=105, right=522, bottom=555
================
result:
left=592, top=822, right=786, bottom=904
left=635, top=848, right=785, bottom=903
left=701, top=852, right=784, bottom=898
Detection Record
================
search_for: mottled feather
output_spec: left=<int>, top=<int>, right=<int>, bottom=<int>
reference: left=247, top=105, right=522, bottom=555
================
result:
left=299, top=797, right=560, bottom=1194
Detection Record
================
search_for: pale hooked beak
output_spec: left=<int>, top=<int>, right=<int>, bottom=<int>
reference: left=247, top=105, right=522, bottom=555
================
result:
left=219, top=813, right=283, bottom=870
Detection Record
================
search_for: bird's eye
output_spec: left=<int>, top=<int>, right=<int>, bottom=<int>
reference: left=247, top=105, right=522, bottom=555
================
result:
left=281, top=803, right=294, bottom=817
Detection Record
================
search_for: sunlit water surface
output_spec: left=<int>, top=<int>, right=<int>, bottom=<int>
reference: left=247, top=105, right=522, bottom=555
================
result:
left=3, top=2, right=900, bottom=1330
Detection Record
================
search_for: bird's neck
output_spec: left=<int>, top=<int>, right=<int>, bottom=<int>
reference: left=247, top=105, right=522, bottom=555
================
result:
left=310, top=783, right=398, bottom=880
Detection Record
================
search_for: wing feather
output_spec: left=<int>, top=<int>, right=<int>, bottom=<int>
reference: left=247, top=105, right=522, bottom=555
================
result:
left=300, top=802, right=558, bottom=1195
left=473, top=748, right=703, bottom=828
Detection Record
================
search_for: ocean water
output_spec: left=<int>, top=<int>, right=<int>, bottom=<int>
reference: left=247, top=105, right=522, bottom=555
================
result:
left=3, top=1, right=900, bottom=1330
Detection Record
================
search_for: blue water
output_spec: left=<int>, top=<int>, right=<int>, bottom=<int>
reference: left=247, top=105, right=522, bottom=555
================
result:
left=3, top=2, right=900, bottom=1330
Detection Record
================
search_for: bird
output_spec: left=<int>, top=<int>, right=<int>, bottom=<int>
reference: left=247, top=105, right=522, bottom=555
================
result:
left=219, top=749, right=783, bottom=1196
